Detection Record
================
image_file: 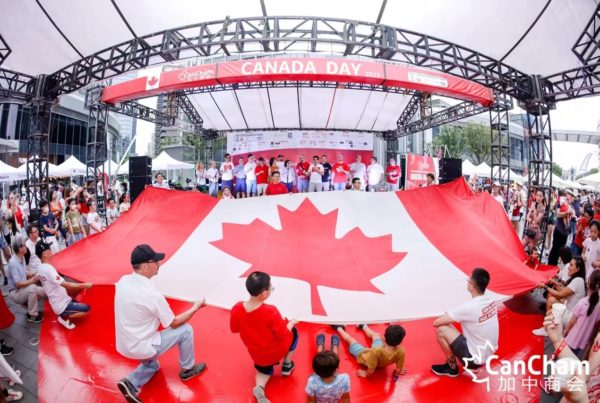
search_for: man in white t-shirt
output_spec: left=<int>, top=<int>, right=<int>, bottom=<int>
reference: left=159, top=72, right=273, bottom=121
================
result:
left=219, top=153, right=235, bottom=192
left=244, top=154, right=257, bottom=197
left=366, top=156, right=384, bottom=192
left=431, top=268, right=499, bottom=377
left=35, top=242, right=92, bottom=330
left=153, top=173, right=170, bottom=189
left=350, top=155, right=367, bottom=190
left=308, top=155, right=324, bottom=192
left=115, top=244, right=207, bottom=403
left=275, top=154, right=286, bottom=171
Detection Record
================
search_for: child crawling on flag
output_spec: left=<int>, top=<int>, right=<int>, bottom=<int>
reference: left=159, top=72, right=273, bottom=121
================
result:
left=230, top=271, right=299, bottom=403
left=331, top=324, right=406, bottom=378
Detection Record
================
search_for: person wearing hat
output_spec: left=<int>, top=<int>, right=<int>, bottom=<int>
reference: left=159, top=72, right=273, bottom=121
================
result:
left=35, top=241, right=92, bottom=330
left=491, top=182, right=504, bottom=205
left=115, top=244, right=207, bottom=403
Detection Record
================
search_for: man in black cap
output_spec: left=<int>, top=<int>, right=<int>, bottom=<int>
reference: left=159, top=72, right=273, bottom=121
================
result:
left=115, top=244, right=207, bottom=403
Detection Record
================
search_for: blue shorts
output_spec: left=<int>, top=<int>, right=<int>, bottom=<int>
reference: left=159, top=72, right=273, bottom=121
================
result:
left=0, top=236, right=7, bottom=250
left=349, top=337, right=383, bottom=358
left=235, top=179, right=246, bottom=194
left=221, top=180, right=234, bottom=191
left=246, top=180, right=257, bottom=195
left=60, top=300, right=90, bottom=318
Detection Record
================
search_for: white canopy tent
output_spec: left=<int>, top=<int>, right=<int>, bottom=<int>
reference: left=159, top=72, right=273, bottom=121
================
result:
left=56, top=155, right=87, bottom=176
left=0, top=161, right=26, bottom=182
left=578, top=172, right=600, bottom=188
left=473, top=162, right=492, bottom=178
left=16, top=158, right=61, bottom=177
left=152, top=151, right=195, bottom=171
left=462, top=160, right=477, bottom=176
left=103, top=160, right=129, bottom=176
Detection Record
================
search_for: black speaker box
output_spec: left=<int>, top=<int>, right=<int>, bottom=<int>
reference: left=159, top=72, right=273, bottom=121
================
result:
left=129, top=156, right=152, bottom=177
left=439, top=158, right=462, bottom=184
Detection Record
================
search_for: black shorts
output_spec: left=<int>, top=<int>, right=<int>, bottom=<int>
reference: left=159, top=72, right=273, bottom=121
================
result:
left=450, top=335, right=482, bottom=369
left=254, top=327, right=299, bottom=375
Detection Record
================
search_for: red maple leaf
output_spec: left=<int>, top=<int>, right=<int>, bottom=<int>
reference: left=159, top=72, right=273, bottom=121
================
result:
left=211, top=199, right=406, bottom=316
left=147, top=76, right=158, bottom=86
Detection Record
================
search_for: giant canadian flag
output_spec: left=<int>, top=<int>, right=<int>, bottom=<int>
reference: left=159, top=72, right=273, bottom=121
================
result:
left=53, top=179, right=550, bottom=323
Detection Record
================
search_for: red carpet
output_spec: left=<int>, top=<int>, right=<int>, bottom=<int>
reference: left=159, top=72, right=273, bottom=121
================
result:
left=38, top=285, right=544, bottom=402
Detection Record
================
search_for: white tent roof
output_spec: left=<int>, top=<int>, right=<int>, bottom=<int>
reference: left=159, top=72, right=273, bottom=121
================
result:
left=103, top=160, right=129, bottom=176
left=474, top=162, right=492, bottom=177
left=56, top=155, right=87, bottom=176
left=17, top=158, right=61, bottom=177
left=1, top=1, right=595, bottom=77
left=0, top=160, right=25, bottom=182
left=152, top=151, right=195, bottom=171
left=578, top=172, right=600, bottom=187
left=462, top=160, right=476, bottom=176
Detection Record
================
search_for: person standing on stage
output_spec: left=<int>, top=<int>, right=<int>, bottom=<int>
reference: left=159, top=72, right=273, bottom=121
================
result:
left=366, top=157, right=384, bottom=192
left=296, top=155, right=310, bottom=193
left=332, top=154, right=350, bottom=191
left=245, top=154, right=258, bottom=197
left=220, top=154, right=235, bottom=193
left=386, top=158, right=401, bottom=191
left=321, top=155, right=332, bottom=192
left=350, top=155, right=367, bottom=191
left=308, top=156, right=324, bottom=193
left=233, top=157, right=247, bottom=198
left=116, top=244, right=208, bottom=403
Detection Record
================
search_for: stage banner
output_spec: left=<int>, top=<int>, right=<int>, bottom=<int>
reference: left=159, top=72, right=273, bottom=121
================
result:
left=404, top=154, right=436, bottom=190
left=227, top=130, right=373, bottom=162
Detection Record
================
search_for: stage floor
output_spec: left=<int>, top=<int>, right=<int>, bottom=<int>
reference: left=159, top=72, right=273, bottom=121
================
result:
left=37, top=286, right=545, bottom=402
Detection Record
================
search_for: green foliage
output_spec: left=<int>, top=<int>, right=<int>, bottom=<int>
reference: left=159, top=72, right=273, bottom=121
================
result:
left=431, top=123, right=491, bottom=164
left=551, top=162, right=563, bottom=178
left=576, top=167, right=599, bottom=180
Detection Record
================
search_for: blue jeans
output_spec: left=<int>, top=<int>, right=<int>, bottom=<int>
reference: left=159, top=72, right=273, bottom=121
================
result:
left=333, top=182, right=346, bottom=191
left=127, top=324, right=195, bottom=391
left=221, top=180, right=233, bottom=192
left=235, top=179, right=246, bottom=195
left=209, top=182, right=219, bottom=197
left=283, top=182, right=293, bottom=192
left=297, top=178, right=309, bottom=193
left=246, top=180, right=257, bottom=196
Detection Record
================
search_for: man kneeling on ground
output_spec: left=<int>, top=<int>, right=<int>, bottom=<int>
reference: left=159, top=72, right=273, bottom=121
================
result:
left=115, top=244, right=207, bottom=403
left=431, top=268, right=499, bottom=377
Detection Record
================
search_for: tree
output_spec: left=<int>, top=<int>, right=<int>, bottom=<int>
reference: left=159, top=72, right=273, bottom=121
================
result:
left=551, top=162, right=563, bottom=178
left=431, top=123, right=491, bottom=164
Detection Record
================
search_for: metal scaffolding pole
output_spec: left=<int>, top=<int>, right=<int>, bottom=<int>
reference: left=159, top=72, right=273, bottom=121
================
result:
left=489, top=94, right=513, bottom=193
left=85, top=86, right=109, bottom=219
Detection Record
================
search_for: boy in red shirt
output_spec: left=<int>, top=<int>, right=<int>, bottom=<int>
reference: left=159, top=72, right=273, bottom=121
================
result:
left=230, top=271, right=299, bottom=403
left=331, top=154, right=350, bottom=191
left=255, top=158, right=269, bottom=197
left=265, top=172, right=289, bottom=196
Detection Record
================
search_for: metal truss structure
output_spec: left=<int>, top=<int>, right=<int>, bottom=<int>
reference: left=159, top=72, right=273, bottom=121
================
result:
left=0, top=34, right=10, bottom=66
left=45, top=16, right=532, bottom=98
left=85, top=86, right=109, bottom=218
left=395, top=100, right=489, bottom=137
left=572, top=3, right=600, bottom=69
left=489, top=94, right=513, bottom=189
left=0, top=15, right=599, bottom=218
left=396, top=93, right=423, bottom=128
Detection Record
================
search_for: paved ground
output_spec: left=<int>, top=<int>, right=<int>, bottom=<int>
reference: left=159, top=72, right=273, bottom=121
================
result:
left=1, top=281, right=41, bottom=403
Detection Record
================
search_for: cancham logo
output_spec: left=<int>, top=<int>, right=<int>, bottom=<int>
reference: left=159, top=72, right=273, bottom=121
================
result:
left=464, top=341, right=589, bottom=394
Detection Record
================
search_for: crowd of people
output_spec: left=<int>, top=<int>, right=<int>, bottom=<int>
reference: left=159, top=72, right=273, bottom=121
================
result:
left=2, top=156, right=600, bottom=401
left=189, top=153, right=405, bottom=198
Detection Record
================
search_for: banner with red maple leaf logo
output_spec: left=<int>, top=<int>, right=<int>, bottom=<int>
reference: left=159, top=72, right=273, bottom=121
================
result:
left=52, top=179, right=551, bottom=323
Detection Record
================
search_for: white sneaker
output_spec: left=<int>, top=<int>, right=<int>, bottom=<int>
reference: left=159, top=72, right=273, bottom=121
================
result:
left=532, top=327, right=547, bottom=336
left=58, top=317, right=75, bottom=330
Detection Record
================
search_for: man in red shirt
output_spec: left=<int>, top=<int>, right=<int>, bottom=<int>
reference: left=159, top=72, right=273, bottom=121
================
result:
left=255, top=157, right=269, bottom=197
left=331, top=154, right=350, bottom=191
left=230, top=272, right=298, bottom=403
left=265, top=172, right=289, bottom=196
left=295, top=154, right=310, bottom=193
left=594, top=200, right=600, bottom=221
left=386, top=158, right=402, bottom=191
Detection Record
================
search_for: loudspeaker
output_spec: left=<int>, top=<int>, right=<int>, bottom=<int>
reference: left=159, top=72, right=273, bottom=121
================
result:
left=129, top=156, right=152, bottom=203
left=438, top=158, right=462, bottom=184
left=129, top=156, right=152, bottom=177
